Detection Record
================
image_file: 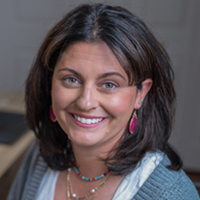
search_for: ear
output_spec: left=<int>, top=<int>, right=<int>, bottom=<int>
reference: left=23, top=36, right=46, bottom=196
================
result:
left=134, top=78, right=153, bottom=110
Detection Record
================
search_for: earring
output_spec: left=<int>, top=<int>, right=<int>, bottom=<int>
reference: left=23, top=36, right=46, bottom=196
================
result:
left=50, top=106, right=56, bottom=122
left=138, top=99, right=143, bottom=104
left=129, top=110, right=137, bottom=134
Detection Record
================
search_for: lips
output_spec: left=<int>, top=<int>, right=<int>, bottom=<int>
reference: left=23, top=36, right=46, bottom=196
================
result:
left=70, top=113, right=106, bottom=127
left=73, top=114, right=103, bottom=124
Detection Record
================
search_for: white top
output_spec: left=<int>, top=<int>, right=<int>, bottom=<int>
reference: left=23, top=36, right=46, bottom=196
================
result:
left=35, top=168, right=59, bottom=200
left=35, top=152, right=163, bottom=200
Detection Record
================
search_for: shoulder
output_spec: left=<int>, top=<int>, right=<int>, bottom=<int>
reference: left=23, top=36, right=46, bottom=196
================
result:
left=16, top=139, right=47, bottom=177
left=7, top=140, right=48, bottom=200
left=133, top=155, right=200, bottom=200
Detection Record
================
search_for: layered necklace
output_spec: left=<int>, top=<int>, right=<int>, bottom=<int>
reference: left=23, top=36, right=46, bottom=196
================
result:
left=67, top=154, right=112, bottom=199
left=67, top=168, right=111, bottom=199
left=72, top=153, right=110, bottom=181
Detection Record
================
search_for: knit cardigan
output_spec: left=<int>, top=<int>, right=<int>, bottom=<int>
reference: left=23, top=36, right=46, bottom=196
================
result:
left=7, top=140, right=200, bottom=200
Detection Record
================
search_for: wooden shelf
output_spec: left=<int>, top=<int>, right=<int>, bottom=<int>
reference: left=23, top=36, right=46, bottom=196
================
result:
left=0, top=91, right=35, bottom=178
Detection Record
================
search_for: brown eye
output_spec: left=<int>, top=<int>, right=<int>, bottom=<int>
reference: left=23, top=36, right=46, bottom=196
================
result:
left=67, top=78, right=78, bottom=84
left=62, top=77, right=80, bottom=87
left=103, top=83, right=116, bottom=89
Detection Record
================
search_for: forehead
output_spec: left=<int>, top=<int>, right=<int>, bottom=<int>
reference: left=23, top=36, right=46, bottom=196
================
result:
left=56, top=42, right=128, bottom=75
left=65, top=42, right=115, bottom=60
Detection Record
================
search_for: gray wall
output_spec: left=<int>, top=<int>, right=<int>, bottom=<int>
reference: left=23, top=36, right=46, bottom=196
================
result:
left=0, top=0, right=199, bottom=171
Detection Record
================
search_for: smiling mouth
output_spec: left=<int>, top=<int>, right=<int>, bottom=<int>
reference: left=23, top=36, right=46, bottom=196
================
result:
left=72, top=114, right=104, bottom=125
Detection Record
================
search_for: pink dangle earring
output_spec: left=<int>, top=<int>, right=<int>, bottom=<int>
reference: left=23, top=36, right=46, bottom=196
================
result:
left=50, top=106, right=56, bottom=122
left=129, top=110, right=137, bottom=134
left=129, top=99, right=142, bottom=133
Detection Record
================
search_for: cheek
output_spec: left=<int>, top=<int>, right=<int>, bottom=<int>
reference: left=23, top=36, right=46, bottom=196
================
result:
left=105, top=89, right=136, bottom=119
left=51, top=83, right=65, bottom=107
left=51, top=81, right=75, bottom=110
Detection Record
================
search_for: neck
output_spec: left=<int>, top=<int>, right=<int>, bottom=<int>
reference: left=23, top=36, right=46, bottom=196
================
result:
left=71, top=137, right=120, bottom=178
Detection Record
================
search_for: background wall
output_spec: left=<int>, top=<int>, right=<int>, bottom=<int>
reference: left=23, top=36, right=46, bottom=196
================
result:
left=0, top=0, right=199, bottom=171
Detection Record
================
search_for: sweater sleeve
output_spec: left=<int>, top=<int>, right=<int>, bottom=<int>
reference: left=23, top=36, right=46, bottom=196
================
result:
left=157, top=170, right=200, bottom=200
left=7, top=140, right=48, bottom=200
left=132, top=156, right=200, bottom=200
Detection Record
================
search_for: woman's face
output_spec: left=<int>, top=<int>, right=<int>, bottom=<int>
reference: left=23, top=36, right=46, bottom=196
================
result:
left=51, top=42, right=146, bottom=149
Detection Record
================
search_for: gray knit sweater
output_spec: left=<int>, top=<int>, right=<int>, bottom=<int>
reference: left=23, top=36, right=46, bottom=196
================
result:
left=7, top=141, right=200, bottom=200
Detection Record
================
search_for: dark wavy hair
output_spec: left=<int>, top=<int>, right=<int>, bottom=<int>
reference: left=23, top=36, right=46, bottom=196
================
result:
left=25, top=3, right=182, bottom=175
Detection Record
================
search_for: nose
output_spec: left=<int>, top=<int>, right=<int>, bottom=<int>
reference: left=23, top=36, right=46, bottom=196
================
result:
left=76, top=85, right=99, bottom=111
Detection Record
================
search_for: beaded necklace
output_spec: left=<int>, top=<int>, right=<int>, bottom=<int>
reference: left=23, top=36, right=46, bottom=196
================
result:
left=67, top=168, right=111, bottom=199
left=71, top=153, right=110, bottom=181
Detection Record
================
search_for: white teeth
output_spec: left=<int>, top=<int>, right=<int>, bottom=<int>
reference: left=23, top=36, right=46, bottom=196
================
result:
left=86, top=119, right=92, bottom=124
left=81, top=118, right=86, bottom=123
left=73, top=115, right=103, bottom=124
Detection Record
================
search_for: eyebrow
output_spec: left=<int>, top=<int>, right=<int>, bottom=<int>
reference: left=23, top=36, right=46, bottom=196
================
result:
left=97, top=72, right=125, bottom=80
left=58, top=68, right=126, bottom=80
left=58, top=68, right=81, bottom=76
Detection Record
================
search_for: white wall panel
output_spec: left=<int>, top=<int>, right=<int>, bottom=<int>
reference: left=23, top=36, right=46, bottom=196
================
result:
left=145, top=0, right=188, bottom=27
left=15, top=0, right=54, bottom=21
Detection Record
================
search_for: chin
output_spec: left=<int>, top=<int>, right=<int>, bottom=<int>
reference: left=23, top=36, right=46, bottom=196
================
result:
left=71, top=139, right=100, bottom=148
left=69, top=133, right=102, bottom=148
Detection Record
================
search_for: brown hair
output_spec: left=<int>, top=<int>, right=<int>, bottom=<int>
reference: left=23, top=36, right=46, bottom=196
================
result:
left=25, top=3, right=182, bottom=175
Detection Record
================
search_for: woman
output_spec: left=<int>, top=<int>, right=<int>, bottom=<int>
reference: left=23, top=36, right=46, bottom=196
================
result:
left=7, top=3, right=199, bottom=200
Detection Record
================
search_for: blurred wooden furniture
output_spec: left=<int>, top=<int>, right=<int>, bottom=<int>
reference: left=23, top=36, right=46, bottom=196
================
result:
left=0, top=92, right=35, bottom=178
